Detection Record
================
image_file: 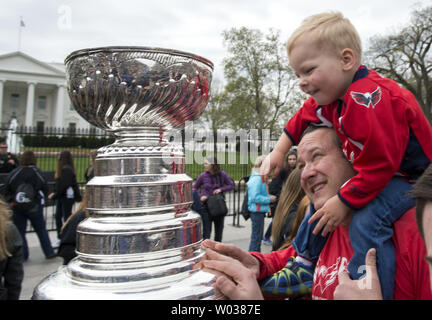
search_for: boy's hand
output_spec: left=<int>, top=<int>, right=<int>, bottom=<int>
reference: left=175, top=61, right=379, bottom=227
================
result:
left=259, top=152, right=284, bottom=184
left=308, top=195, right=352, bottom=237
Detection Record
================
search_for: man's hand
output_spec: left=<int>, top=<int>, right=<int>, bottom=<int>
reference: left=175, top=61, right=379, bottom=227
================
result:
left=308, top=195, right=352, bottom=237
left=334, top=248, right=383, bottom=300
left=199, top=240, right=261, bottom=279
left=202, top=249, right=264, bottom=300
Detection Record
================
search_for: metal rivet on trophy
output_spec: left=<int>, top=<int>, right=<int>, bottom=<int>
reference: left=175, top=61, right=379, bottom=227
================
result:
left=32, top=47, right=216, bottom=299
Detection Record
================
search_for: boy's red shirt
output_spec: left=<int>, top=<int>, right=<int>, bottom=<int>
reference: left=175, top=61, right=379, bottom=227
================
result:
left=284, top=67, right=432, bottom=210
left=251, top=208, right=432, bottom=300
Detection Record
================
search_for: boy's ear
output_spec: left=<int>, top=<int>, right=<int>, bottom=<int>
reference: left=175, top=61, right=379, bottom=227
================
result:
left=340, top=48, right=356, bottom=71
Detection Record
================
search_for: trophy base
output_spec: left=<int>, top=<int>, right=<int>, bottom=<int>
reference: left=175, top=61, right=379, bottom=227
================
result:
left=32, top=265, right=216, bottom=300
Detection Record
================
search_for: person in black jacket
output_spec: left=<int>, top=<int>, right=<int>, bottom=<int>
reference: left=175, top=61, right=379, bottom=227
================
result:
left=4, top=150, right=55, bottom=261
left=0, top=141, right=19, bottom=174
left=0, top=199, right=23, bottom=300
left=48, top=150, right=80, bottom=239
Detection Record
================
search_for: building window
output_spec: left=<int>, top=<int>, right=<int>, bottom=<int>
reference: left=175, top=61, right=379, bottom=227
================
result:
left=10, top=93, right=20, bottom=108
left=37, top=96, right=47, bottom=109
left=89, top=126, right=97, bottom=136
left=68, top=122, right=76, bottom=135
left=36, top=121, right=44, bottom=134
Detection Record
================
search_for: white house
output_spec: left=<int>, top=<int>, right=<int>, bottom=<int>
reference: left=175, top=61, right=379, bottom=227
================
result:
left=0, top=51, right=89, bottom=131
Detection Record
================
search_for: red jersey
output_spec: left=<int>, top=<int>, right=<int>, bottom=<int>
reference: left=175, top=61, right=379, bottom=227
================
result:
left=252, top=208, right=432, bottom=300
left=284, top=66, right=432, bottom=209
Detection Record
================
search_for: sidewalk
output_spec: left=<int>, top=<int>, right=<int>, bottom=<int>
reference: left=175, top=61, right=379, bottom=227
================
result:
left=20, top=216, right=273, bottom=300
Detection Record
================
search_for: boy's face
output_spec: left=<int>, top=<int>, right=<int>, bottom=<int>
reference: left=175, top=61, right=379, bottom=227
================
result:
left=289, top=36, right=353, bottom=105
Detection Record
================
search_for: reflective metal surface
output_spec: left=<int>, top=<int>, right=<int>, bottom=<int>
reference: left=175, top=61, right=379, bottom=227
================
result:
left=32, top=47, right=216, bottom=300
left=65, top=46, right=212, bottom=132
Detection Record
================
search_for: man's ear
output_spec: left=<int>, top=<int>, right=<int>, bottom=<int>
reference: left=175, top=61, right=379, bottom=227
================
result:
left=340, top=48, right=356, bottom=71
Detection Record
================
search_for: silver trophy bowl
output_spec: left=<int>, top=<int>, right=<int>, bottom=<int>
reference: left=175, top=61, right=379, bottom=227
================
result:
left=32, top=47, right=216, bottom=299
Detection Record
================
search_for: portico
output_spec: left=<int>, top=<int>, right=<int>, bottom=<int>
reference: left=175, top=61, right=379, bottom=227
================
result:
left=0, top=51, right=89, bottom=130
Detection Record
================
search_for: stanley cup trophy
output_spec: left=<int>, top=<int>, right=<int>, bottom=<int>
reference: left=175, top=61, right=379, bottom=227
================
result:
left=32, top=47, right=217, bottom=299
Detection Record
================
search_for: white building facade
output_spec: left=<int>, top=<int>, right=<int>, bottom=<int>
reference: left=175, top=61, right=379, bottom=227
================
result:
left=0, top=51, right=89, bottom=130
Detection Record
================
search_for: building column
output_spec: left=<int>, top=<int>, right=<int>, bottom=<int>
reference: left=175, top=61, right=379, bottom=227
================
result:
left=55, top=84, right=65, bottom=128
left=25, top=81, right=36, bottom=127
left=0, top=79, right=4, bottom=126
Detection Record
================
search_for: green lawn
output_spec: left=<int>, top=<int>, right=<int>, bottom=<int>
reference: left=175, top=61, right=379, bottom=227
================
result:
left=26, top=147, right=253, bottom=182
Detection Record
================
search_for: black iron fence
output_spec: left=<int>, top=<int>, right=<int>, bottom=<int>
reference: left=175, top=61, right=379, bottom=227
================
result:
left=0, top=125, right=273, bottom=232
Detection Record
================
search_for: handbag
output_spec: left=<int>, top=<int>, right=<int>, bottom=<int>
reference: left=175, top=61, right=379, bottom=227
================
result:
left=240, top=191, right=250, bottom=221
left=206, top=194, right=228, bottom=217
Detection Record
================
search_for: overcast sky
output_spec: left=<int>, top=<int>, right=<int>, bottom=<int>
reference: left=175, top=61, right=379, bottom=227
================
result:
left=1, top=0, right=430, bottom=81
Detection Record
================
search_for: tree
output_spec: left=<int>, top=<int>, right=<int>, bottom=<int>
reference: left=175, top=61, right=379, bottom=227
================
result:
left=201, top=78, right=228, bottom=133
left=366, top=5, right=432, bottom=123
left=210, top=27, right=301, bottom=135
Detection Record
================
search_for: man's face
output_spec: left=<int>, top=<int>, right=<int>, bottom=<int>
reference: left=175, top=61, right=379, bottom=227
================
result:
left=422, top=202, right=432, bottom=291
left=0, top=143, right=7, bottom=155
left=297, top=128, right=356, bottom=210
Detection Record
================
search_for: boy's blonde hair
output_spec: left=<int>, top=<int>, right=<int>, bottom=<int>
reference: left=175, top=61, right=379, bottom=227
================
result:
left=286, top=11, right=362, bottom=63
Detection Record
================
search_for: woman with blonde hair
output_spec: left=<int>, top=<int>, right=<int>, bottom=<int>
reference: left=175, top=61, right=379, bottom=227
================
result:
left=271, top=168, right=305, bottom=251
left=247, top=155, right=276, bottom=252
left=275, top=195, right=310, bottom=251
left=0, top=199, right=24, bottom=299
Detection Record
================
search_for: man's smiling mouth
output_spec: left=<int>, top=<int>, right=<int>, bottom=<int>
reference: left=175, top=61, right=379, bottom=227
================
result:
left=312, top=182, right=325, bottom=194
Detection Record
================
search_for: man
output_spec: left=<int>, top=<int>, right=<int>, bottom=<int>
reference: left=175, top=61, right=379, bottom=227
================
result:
left=334, top=164, right=432, bottom=299
left=201, top=126, right=431, bottom=300
left=0, top=140, right=19, bottom=174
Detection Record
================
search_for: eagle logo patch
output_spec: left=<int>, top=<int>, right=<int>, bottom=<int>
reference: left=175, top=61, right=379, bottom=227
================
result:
left=350, top=87, right=382, bottom=109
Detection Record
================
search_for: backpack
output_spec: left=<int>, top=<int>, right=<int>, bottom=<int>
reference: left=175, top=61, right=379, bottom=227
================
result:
left=13, top=182, right=37, bottom=211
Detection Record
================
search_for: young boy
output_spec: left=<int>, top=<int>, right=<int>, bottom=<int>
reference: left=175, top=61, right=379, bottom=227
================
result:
left=260, top=12, right=432, bottom=299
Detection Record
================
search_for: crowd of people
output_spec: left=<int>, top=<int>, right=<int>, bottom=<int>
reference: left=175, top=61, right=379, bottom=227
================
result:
left=0, top=142, right=87, bottom=299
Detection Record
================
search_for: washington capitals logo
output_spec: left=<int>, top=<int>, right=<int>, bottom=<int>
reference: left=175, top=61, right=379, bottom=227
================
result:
left=350, top=87, right=382, bottom=109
